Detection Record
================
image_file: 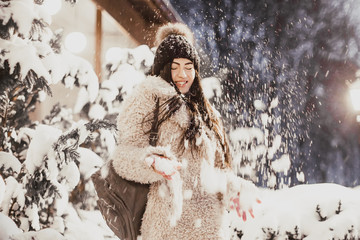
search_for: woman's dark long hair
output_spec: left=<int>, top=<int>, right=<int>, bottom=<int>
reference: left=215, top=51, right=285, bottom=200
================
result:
left=143, top=62, right=232, bottom=168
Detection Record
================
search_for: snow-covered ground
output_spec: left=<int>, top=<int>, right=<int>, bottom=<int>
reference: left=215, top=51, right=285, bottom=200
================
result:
left=230, top=183, right=360, bottom=239
left=2, top=177, right=360, bottom=239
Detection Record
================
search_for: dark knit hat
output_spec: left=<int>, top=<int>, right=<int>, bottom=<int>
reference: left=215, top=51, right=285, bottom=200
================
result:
left=152, top=23, right=200, bottom=76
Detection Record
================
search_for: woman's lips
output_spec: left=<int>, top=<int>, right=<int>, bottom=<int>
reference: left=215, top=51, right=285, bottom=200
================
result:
left=175, top=81, right=188, bottom=87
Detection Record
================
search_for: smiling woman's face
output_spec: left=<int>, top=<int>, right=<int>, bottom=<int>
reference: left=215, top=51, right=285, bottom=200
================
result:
left=171, top=58, right=195, bottom=94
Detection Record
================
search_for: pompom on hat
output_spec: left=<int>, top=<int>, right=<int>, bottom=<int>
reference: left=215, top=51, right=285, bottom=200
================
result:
left=152, top=23, right=200, bottom=76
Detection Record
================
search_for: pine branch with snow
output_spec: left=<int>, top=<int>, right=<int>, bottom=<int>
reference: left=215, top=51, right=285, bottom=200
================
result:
left=79, top=45, right=154, bottom=120
left=0, top=118, right=116, bottom=236
left=0, top=0, right=99, bottom=121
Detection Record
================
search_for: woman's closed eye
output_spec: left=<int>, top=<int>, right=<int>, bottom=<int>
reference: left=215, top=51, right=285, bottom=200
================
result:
left=172, top=67, right=192, bottom=71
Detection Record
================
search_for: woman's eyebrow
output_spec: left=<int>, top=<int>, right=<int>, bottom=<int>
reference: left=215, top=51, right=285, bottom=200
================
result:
left=172, top=61, right=193, bottom=65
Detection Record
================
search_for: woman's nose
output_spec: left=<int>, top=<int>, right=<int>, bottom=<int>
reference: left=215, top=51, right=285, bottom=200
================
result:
left=178, top=68, right=187, bottom=77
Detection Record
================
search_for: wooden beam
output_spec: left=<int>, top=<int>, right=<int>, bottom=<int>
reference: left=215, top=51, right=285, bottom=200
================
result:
left=94, top=0, right=154, bottom=45
left=95, top=6, right=102, bottom=81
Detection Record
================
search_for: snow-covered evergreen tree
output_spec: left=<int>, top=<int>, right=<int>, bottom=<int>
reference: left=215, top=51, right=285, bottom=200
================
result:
left=0, top=0, right=99, bottom=153
left=0, top=0, right=116, bottom=239
left=0, top=1, right=158, bottom=238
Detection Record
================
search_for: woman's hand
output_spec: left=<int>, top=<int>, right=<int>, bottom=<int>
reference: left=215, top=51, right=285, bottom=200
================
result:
left=227, top=177, right=261, bottom=221
left=230, top=192, right=261, bottom=221
left=145, top=154, right=182, bottom=180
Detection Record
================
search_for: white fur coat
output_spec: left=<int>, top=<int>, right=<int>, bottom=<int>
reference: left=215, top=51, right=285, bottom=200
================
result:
left=112, top=76, right=242, bottom=240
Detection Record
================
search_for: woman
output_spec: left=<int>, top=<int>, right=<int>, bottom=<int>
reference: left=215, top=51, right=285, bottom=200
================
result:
left=112, top=23, right=259, bottom=240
